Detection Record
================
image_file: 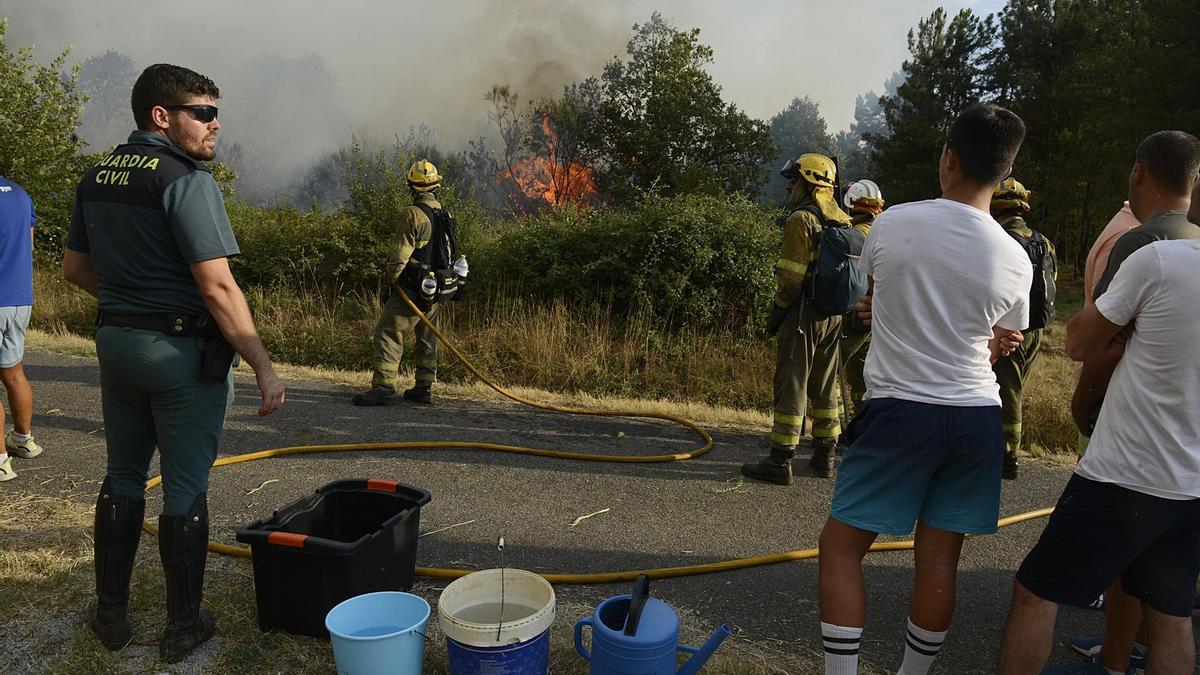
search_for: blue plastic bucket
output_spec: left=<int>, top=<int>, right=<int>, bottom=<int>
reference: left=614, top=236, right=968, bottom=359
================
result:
left=325, top=591, right=430, bottom=675
left=438, top=568, right=555, bottom=675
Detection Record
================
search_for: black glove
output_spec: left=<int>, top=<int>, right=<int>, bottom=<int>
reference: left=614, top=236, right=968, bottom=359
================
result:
left=765, top=304, right=790, bottom=336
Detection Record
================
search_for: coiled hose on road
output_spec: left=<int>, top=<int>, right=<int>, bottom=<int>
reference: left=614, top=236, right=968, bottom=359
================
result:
left=142, top=290, right=1055, bottom=584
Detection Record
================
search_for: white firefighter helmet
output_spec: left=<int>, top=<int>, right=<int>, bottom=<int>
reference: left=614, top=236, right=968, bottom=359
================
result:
left=843, top=179, right=884, bottom=209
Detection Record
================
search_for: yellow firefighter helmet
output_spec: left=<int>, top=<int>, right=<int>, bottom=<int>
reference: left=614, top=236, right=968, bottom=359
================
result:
left=406, top=159, right=442, bottom=192
left=780, top=153, right=837, bottom=188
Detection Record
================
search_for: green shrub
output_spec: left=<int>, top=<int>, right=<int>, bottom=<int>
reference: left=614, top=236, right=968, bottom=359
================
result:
left=489, top=193, right=780, bottom=330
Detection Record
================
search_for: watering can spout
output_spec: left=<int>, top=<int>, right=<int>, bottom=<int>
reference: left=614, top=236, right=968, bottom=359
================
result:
left=677, top=624, right=732, bottom=675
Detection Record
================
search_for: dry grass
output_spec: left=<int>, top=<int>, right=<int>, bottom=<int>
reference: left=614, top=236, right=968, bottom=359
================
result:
left=0, top=487, right=834, bottom=673
left=26, top=264, right=1082, bottom=456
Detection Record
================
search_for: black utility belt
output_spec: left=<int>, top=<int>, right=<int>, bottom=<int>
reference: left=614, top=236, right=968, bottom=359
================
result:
left=96, top=311, right=206, bottom=337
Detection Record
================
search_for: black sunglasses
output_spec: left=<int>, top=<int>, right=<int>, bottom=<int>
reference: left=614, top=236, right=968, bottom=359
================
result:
left=160, top=104, right=219, bottom=123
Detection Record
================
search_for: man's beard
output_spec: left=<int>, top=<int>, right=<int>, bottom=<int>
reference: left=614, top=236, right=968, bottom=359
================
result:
left=168, top=128, right=216, bottom=161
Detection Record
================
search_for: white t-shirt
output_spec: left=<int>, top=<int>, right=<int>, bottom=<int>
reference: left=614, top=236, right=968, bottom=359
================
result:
left=861, top=198, right=1032, bottom=406
left=1077, top=240, right=1200, bottom=499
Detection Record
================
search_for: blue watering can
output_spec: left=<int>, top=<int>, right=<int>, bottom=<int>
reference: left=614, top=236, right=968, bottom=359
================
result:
left=575, top=575, right=731, bottom=675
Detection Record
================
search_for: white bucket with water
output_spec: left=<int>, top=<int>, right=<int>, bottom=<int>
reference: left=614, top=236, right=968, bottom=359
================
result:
left=438, top=568, right=555, bottom=674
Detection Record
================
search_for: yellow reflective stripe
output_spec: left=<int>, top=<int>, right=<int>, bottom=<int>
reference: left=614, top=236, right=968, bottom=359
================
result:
left=397, top=244, right=415, bottom=260
left=372, top=361, right=399, bottom=373
left=415, top=239, right=430, bottom=249
left=776, top=258, right=806, bottom=274
left=770, top=432, right=800, bottom=447
left=812, top=426, right=841, bottom=439
left=811, top=407, right=840, bottom=420
left=414, top=359, right=438, bottom=368
left=1003, top=423, right=1022, bottom=433
left=773, top=412, right=804, bottom=426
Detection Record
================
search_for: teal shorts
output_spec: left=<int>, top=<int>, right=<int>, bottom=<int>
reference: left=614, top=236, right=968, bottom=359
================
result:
left=96, top=326, right=232, bottom=515
left=830, top=397, right=1004, bottom=535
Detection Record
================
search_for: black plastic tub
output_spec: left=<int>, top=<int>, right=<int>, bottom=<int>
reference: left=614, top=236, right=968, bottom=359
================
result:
left=235, top=479, right=432, bottom=637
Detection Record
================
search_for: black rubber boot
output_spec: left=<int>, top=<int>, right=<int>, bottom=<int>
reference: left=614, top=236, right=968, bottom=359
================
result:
left=159, top=494, right=215, bottom=664
left=89, top=478, right=145, bottom=651
left=402, top=384, right=433, bottom=405
left=741, top=448, right=795, bottom=486
left=352, top=387, right=398, bottom=406
left=809, top=444, right=837, bottom=479
left=1003, top=448, right=1019, bottom=480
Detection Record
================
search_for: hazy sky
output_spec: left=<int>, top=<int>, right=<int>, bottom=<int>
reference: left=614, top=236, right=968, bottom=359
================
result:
left=3, top=1, right=1004, bottom=195
left=6, top=0, right=1004, bottom=134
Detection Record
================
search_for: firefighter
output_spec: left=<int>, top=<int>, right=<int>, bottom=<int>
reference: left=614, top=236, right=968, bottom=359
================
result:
left=742, top=153, right=853, bottom=484
left=353, top=160, right=464, bottom=406
left=837, top=180, right=885, bottom=423
left=990, top=177, right=1057, bottom=479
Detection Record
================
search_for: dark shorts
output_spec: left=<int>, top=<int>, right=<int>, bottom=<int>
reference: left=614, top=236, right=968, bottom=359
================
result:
left=830, top=398, right=1004, bottom=535
left=1017, top=474, right=1200, bottom=617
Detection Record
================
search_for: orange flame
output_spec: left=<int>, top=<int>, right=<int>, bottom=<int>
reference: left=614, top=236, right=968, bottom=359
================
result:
left=500, top=116, right=597, bottom=208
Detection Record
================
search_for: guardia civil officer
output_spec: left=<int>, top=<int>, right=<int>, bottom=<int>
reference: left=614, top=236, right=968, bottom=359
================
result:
left=353, top=159, right=465, bottom=406
left=990, top=178, right=1057, bottom=479
left=62, top=63, right=285, bottom=663
left=741, top=154, right=857, bottom=484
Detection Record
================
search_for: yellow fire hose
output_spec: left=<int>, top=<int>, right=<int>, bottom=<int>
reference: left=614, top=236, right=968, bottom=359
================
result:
left=140, top=290, right=1055, bottom=584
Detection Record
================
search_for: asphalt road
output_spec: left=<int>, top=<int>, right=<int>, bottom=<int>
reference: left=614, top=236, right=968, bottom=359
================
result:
left=8, top=349, right=1159, bottom=673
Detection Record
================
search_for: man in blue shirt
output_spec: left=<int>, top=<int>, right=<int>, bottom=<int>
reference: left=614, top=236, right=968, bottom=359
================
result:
left=0, top=176, right=44, bottom=483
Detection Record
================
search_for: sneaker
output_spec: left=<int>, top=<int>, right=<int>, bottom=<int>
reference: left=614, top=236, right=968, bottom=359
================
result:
left=0, top=456, right=15, bottom=481
left=1086, top=592, right=1105, bottom=610
left=1041, top=654, right=1134, bottom=674
left=5, top=431, right=43, bottom=459
left=1067, top=636, right=1146, bottom=675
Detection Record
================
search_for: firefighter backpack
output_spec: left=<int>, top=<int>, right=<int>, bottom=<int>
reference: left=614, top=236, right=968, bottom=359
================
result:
left=1010, top=229, right=1056, bottom=330
left=799, top=205, right=868, bottom=318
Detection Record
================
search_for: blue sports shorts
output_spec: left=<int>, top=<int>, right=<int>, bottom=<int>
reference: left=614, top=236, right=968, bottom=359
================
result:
left=830, top=397, right=1004, bottom=535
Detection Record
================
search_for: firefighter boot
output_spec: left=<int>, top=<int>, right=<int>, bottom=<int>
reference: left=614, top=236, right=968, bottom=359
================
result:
left=90, top=478, right=145, bottom=651
left=159, top=494, right=215, bottom=664
left=352, top=387, right=398, bottom=406
left=810, top=442, right=837, bottom=479
left=1003, top=444, right=1019, bottom=480
left=402, top=384, right=433, bottom=405
left=740, top=447, right=795, bottom=486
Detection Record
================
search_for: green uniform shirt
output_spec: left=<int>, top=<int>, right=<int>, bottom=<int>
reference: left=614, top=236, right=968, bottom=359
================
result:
left=67, top=131, right=240, bottom=315
left=774, top=192, right=855, bottom=308
left=385, top=193, right=439, bottom=282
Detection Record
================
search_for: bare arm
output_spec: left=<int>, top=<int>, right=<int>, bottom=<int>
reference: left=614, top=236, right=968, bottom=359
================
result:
left=189, top=257, right=284, bottom=416
left=1071, top=344, right=1125, bottom=435
left=62, top=249, right=98, bottom=297
left=1065, top=304, right=1126, bottom=361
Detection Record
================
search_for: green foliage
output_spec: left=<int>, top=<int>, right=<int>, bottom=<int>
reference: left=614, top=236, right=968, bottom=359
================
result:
left=764, top=96, right=836, bottom=200
left=0, top=18, right=90, bottom=256
left=868, top=0, right=1200, bottom=271
left=871, top=8, right=995, bottom=204
left=489, top=192, right=779, bottom=330
left=590, top=13, right=776, bottom=200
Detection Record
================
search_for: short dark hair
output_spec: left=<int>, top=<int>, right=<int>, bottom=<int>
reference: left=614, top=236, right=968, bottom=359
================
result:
left=1135, top=131, right=1200, bottom=196
left=130, top=64, right=220, bottom=130
left=945, top=103, right=1026, bottom=186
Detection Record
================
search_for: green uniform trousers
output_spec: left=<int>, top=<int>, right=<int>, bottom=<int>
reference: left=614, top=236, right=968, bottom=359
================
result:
left=838, top=331, right=870, bottom=418
left=370, top=290, right=440, bottom=391
left=772, top=302, right=842, bottom=454
left=96, top=326, right=232, bottom=516
left=992, top=327, right=1042, bottom=452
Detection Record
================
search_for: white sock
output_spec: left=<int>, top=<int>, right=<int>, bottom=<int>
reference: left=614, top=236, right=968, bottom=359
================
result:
left=11, top=431, right=30, bottom=444
left=1103, top=666, right=1125, bottom=675
left=821, top=621, right=862, bottom=675
left=0, top=452, right=8, bottom=463
left=898, top=618, right=946, bottom=675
